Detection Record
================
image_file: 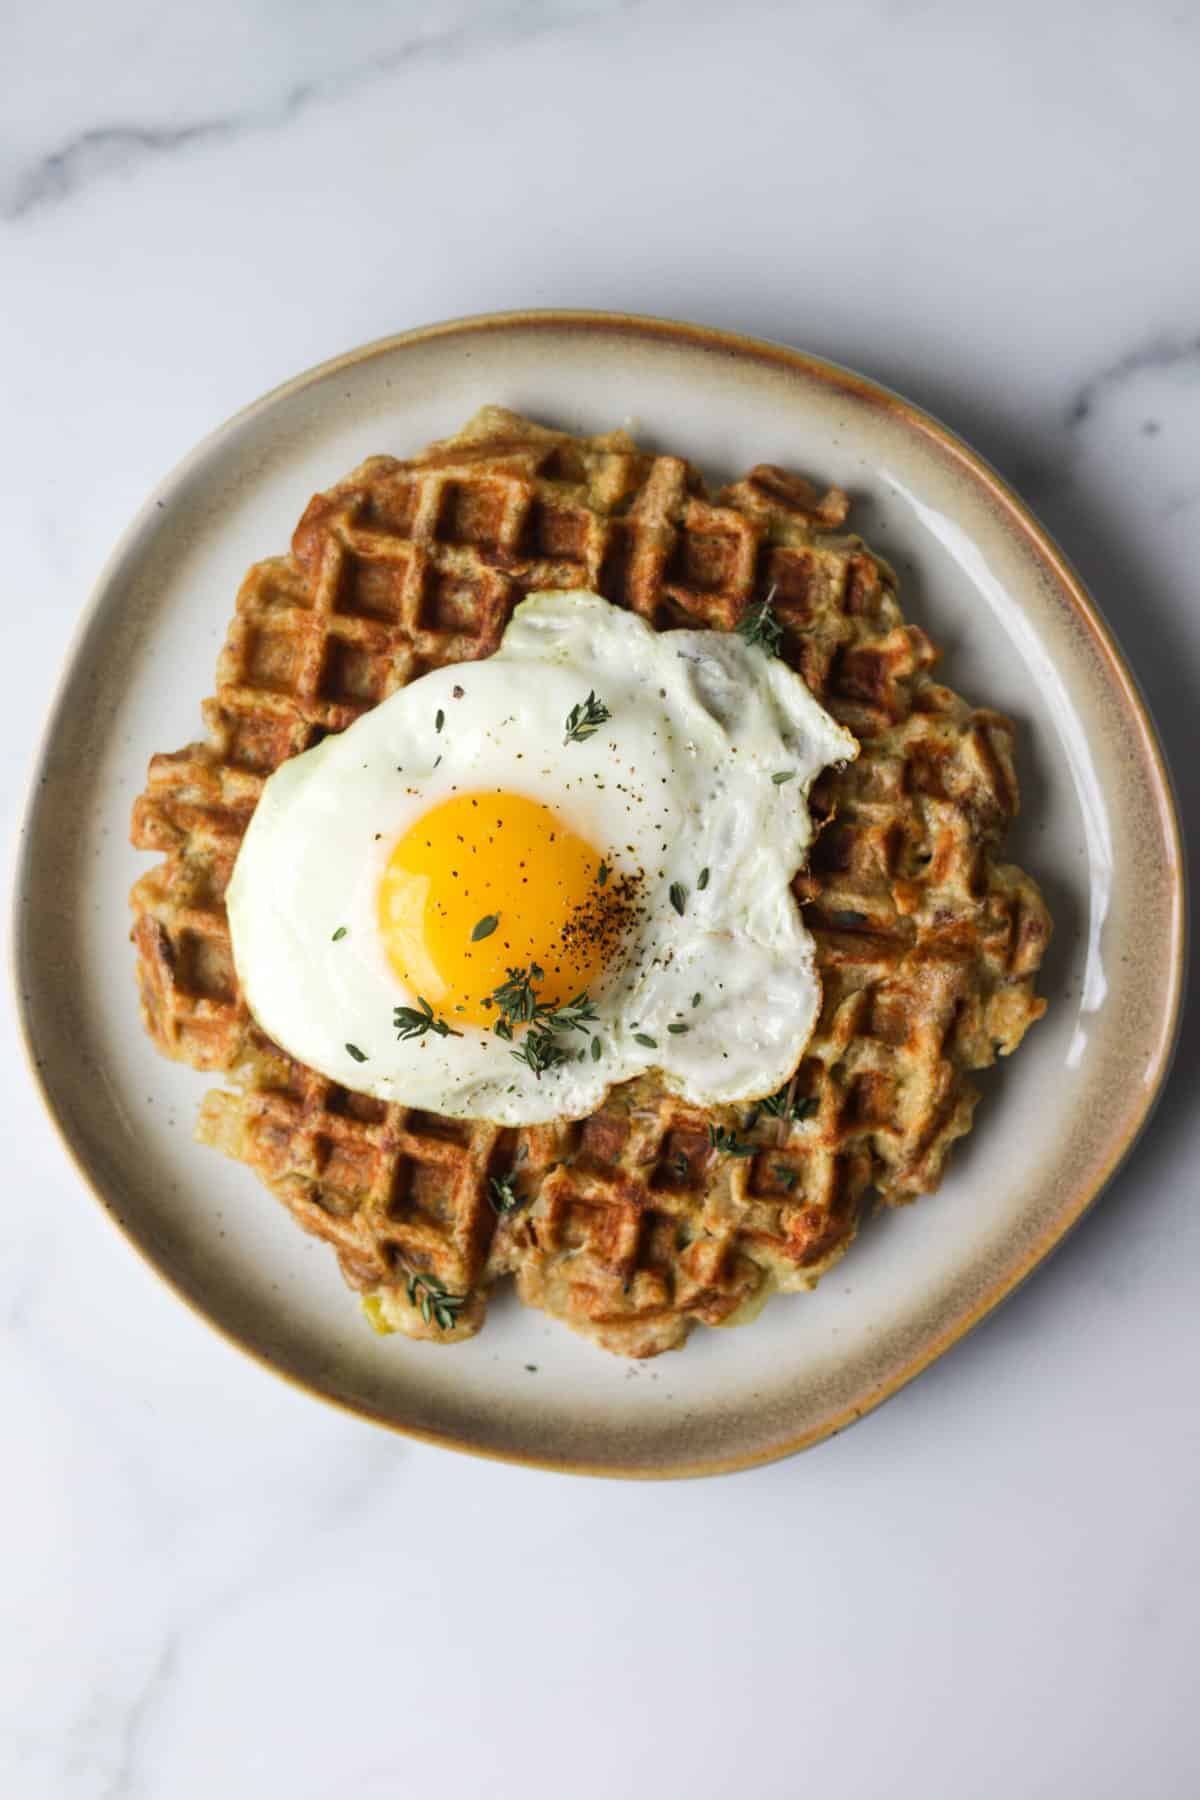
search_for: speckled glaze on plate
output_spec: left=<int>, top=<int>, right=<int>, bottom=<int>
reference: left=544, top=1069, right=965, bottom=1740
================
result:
left=11, top=312, right=1185, bottom=1478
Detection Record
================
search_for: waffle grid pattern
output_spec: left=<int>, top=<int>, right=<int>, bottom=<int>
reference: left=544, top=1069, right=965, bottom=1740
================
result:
left=132, top=407, right=1050, bottom=1358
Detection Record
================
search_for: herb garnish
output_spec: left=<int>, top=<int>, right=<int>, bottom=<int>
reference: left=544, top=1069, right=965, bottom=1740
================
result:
left=563, top=691, right=611, bottom=744
left=633, top=1032, right=658, bottom=1049
left=482, top=964, right=597, bottom=1076
left=485, top=963, right=544, bottom=1033
left=435, top=708, right=445, bottom=734
left=489, top=1175, right=522, bottom=1216
left=393, top=996, right=464, bottom=1041
left=668, top=882, right=687, bottom=917
left=345, top=1042, right=368, bottom=1063
left=486, top=971, right=593, bottom=1035
left=736, top=584, right=783, bottom=656
left=597, top=860, right=609, bottom=886
left=773, top=1163, right=799, bottom=1191
left=692, top=992, right=702, bottom=1008
left=771, top=770, right=796, bottom=785
left=512, top=1029, right=571, bottom=1077
left=708, top=1124, right=757, bottom=1158
left=406, top=1270, right=467, bottom=1330
left=471, top=912, right=500, bottom=942
left=667, top=1022, right=689, bottom=1035
left=759, top=1081, right=817, bottom=1121
left=331, top=925, right=348, bottom=941
left=759, top=1075, right=820, bottom=1144
left=549, top=994, right=599, bottom=1035
left=512, top=993, right=598, bottom=1077
left=697, top=867, right=710, bottom=891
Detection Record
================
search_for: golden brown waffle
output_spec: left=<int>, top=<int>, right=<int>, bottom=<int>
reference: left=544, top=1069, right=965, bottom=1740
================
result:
left=131, top=407, right=1051, bottom=1359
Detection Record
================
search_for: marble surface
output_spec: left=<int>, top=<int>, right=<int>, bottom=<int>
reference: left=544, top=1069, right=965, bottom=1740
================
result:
left=3, top=3, right=1198, bottom=1795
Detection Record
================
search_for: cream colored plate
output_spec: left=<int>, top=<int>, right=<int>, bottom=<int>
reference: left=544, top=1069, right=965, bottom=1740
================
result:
left=11, top=313, right=1184, bottom=1478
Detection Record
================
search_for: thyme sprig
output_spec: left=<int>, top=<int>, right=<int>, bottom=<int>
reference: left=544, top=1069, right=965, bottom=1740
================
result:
left=736, top=583, right=783, bottom=656
left=759, top=1080, right=817, bottom=1121
left=759, top=1076, right=820, bottom=1144
left=708, top=1124, right=757, bottom=1158
left=512, top=1028, right=571, bottom=1077
left=483, top=965, right=598, bottom=1076
left=548, top=993, right=599, bottom=1035
left=406, top=1270, right=468, bottom=1331
left=488, top=1175, right=523, bottom=1216
left=485, top=963, right=544, bottom=1034
left=564, top=691, right=612, bottom=744
left=513, top=993, right=599, bottom=1077
left=393, top=996, right=464, bottom=1041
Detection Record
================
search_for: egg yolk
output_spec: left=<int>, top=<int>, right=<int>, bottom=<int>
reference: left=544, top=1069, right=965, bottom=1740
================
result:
left=379, top=792, right=612, bottom=1029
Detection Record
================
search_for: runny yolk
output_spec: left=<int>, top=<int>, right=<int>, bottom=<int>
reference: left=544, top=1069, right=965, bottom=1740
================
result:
left=378, top=791, right=611, bottom=1029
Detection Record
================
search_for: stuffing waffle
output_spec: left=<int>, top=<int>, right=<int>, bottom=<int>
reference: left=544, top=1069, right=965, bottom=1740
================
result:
left=130, top=407, right=1051, bottom=1359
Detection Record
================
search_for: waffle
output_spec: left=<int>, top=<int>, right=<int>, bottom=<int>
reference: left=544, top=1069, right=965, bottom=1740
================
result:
left=131, top=407, right=1051, bottom=1359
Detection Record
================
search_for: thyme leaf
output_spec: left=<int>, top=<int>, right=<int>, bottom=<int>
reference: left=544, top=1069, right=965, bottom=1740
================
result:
left=548, top=993, right=598, bottom=1035
left=393, top=996, right=464, bottom=1041
left=485, top=966, right=597, bottom=1074
left=708, top=1123, right=757, bottom=1158
left=405, top=1269, right=468, bottom=1331
left=736, top=585, right=783, bottom=656
left=759, top=1080, right=808, bottom=1120
left=563, top=691, right=612, bottom=744
left=511, top=1027, right=571, bottom=1078
left=484, top=964, right=544, bottom=1031
left=488, top=1175, right=522, bottom=1216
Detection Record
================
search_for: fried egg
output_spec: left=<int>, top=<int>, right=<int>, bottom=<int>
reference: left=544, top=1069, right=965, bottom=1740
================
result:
left=226, top=591, right=857, bottom=1125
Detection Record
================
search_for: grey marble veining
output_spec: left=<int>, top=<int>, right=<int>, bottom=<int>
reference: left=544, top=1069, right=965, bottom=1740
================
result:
left=8, top=120, right=245, bottom=222
left=3, top=3, right=1199, bottom=1796
left=3, top=0, right=646, bottom=220
left=1066, top=329, right=1200, bottom=430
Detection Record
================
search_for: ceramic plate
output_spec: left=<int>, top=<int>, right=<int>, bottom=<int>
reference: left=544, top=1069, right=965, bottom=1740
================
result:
left=12, top=312, right=1184, bottom=1478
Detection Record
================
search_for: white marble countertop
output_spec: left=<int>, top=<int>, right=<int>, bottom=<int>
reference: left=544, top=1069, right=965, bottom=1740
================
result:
left=3, top=4, right=1198, bottom=1795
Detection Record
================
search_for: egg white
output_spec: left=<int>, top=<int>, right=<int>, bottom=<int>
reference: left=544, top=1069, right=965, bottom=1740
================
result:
left=226, top=590, right=857, bottom=1124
